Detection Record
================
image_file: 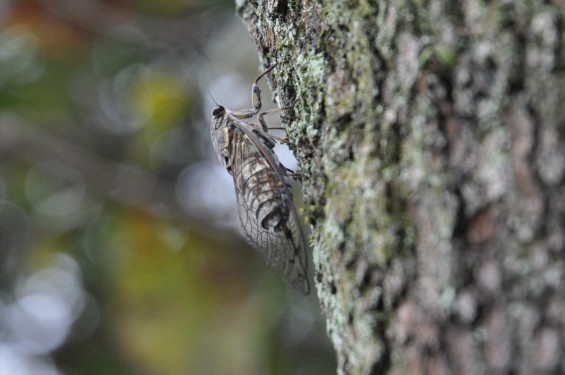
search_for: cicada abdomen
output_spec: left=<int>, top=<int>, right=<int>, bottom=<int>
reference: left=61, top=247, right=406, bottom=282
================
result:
left=235, top=133, right=290, bottom=230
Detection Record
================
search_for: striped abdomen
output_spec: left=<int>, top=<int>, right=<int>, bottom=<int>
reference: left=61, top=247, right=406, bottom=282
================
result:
left=235, top=147, right=292, bottom=231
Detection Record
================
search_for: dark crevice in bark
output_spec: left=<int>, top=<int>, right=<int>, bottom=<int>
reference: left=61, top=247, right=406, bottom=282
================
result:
left=369, top=328, right=391, bottom=375
left=555, top=17, right=564, bottom=71
left=452, top=186, right=469, bottom=240
left=508, top=33, right=527, bottom=93
left=526, top=103, right=549, bottom=240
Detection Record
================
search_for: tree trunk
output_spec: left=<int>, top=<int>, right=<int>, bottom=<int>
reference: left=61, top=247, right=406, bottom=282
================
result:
left=237, top=1, right=565, bottom=374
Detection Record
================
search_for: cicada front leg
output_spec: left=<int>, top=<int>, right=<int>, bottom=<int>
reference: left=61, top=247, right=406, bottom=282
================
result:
left=229, top=64, right=278, bottom=120
left=258, top=104, right=293, bottom=132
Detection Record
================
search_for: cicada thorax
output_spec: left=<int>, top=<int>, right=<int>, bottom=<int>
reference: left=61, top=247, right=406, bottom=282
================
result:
left=235, top=133, right=292, bottom=231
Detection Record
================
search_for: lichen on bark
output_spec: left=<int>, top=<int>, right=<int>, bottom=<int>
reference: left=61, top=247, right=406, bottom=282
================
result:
left=238, top=1, right=565, bottom=374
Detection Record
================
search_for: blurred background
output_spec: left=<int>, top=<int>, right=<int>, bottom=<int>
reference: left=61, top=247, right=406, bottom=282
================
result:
left=0, top=1, right=335, bottom=374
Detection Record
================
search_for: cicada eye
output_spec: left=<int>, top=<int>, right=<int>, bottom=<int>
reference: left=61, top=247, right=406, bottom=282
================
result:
left=211, top=105, right=225, bottom=117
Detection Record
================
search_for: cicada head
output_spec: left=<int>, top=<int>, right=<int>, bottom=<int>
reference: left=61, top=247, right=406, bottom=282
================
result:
left=211, top=105, right=225, bottom=124
left=210, top=105, right=231, bottom=169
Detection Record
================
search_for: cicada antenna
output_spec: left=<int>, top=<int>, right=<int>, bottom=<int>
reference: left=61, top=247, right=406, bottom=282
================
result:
left=207, top=90, right=220, bottom=106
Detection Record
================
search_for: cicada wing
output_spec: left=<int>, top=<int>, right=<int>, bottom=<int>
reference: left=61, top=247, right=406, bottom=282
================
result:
left=230, top=122, right=310, bottom=294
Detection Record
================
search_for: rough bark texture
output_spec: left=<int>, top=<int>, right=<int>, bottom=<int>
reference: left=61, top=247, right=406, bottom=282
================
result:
left=237, top=1, right=565, bottom=374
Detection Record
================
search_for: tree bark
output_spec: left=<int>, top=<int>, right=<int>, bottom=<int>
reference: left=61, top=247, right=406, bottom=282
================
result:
left=237, top=1, right=565, bottom=374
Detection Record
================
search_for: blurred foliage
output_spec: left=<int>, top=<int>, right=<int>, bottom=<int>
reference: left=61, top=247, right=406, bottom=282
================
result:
left=0, top=1, right=335, bottom=374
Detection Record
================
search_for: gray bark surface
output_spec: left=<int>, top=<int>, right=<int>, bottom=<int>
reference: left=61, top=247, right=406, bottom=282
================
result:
left=237, top=1, right=565, bottom=374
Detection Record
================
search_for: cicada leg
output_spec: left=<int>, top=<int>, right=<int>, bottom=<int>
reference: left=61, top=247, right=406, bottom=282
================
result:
left=258, top=104, right=293, bottom=132
left=285, top=168, right=302, bottom=182
left=230, top=64, right=278, bottom=120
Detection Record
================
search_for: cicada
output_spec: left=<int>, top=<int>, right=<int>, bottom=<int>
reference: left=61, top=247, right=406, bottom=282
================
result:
left=210, top=63, right=310, bottom=294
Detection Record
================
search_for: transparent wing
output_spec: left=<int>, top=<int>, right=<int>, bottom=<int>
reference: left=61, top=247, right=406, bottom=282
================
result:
left=230, top=121, right=310, bottom=294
